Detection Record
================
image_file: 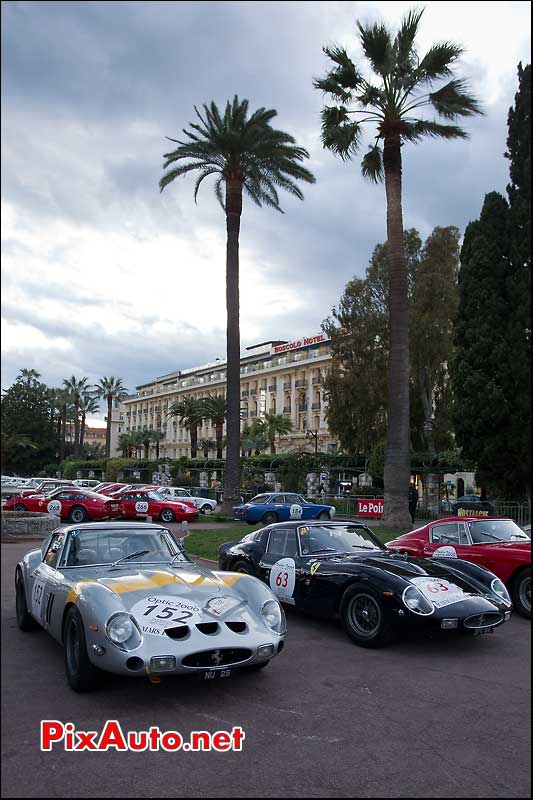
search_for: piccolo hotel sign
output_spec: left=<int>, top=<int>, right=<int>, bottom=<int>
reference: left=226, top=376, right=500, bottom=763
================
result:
left=271, top=334, right=328, bottom=355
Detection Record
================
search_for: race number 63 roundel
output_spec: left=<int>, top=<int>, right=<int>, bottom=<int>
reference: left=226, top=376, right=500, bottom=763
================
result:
left=269, top=558, right=296, bottom=604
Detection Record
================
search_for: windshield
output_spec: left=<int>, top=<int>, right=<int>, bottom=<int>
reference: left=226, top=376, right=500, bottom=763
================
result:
left=61, top=527, right=189, bottom=567
left=250, top=494, right=273, bottom=504
left=176, top=488, right=192, bottom=496
left=298, top=524, right=385, bottom=554
left=146, top=490, right=168, bottom=501
left=468, top=519, right=530, bottom=543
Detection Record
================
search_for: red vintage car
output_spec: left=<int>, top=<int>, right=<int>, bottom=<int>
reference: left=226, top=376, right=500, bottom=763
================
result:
left=387, top=516, right=531, bottom=618
left=117, top=488, right=198, bottom=524
left=17, top=479, right=77, bottom=498
left=5, top=487, right=122, bottom=524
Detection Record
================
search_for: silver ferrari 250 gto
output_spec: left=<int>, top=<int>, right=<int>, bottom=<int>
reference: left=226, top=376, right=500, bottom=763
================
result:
left=15, top=522, right=286, bottom=691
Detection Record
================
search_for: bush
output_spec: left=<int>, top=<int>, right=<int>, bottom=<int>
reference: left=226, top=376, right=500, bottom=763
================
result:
left=62, top=459, right=106, bottom=479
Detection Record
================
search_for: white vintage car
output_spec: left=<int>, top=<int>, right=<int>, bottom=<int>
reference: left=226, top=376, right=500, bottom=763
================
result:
left=157, top=487, right=218, bottom=514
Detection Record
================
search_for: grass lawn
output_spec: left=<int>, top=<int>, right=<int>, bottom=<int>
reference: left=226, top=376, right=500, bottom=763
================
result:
left=183, top=524, right=406, bottom=562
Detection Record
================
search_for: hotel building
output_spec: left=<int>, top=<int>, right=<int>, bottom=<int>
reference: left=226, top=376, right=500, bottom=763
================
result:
left=118, top=333, right=338, bottom=459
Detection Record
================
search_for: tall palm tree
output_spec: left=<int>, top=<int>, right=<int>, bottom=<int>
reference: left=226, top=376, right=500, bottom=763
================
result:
left=150, top=430, right=166, bottom=460
left=241, top=425, right=269, bottom=457
left=160, top=96, right=315, bottom=511
left=198, top=438, right=216, bottom=459
left=54, top=387, right=72, bottom=463
left=139, top=427, right=154, bottom=460
left=169, top=397, right=205, bottom=459
left=79, top=393, right=100, bottom=451
left=18, top=368, right=41, bottom=386
left=118, top=432, right=135, bottom=458
left=63, top=376, right=89, bottom=456
left=314, top=8, right=482, bottom=526
left=202, top=394, right=227, bottom=459
left=93, top=377, right=129, bottom=458
left=251, top=413, right=293, bottom=455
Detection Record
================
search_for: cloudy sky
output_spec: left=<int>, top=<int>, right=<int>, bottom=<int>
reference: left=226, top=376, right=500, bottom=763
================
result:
left=1, top=0, right=531, bottom=423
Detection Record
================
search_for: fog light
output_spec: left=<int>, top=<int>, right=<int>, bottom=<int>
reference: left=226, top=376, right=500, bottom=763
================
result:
left=92, top=645, right=106, bottom=656
left=441, top=619, right=458, bottom=629
left=504, top=611, right=512, bottom=620
left=150, top=656, right=176, bottom=672
left=257, top=644, right=275, bottom=659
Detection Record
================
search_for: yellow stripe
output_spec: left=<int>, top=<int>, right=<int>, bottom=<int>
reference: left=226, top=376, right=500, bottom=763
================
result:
left=66, top=570, right=244, bottom=602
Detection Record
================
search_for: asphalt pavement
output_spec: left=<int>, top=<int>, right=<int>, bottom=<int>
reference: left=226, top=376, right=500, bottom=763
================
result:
left=1, top=541, right=531, bottom=798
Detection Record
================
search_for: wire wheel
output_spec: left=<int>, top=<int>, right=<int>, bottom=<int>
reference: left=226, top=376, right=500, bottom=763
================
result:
left=346, top=593, right=382, bottom=638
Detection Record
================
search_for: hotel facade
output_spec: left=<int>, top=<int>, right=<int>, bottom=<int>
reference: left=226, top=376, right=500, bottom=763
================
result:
left=118, top=332, right=338, bottom=460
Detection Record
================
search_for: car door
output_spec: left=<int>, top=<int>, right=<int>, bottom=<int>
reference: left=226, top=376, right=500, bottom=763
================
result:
left=281, top=493, right=308, bottom=521
left=423, top=522, right=472, bottom=560
left=28, top=531, right=65, bottom=628
left=257, top=528, right=304, bottom=606
left=119, top=491, right=147, bottom=518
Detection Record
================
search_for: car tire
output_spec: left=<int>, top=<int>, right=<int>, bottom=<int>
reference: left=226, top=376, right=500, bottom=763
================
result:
left=160, top=508, right=176, bottom=523
left=69, top=506, right=88, bottom=523
left=262, top=512, right=278, bottom=525
left=13, top=503, right=27, bottom=512
left=510, top=568, right=531, bottom=618
left=231, top=559, right=255, bottom=576
left=201, top=504, right=213, bottom=514
left=339, top=584, right=394, bottom=648
left=317, top=511, right=330, bottom=520
left=63, top=606, right=101, bottom=692
left=15, top=570, right=39, bottom=632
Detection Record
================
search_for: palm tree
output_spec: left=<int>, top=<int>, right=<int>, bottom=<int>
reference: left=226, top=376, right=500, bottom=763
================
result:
left=18, top=368, right=41, bottom=386
left=202, top=394, right=227, bottom=459
left=63, top=376, right=89, bottom=456
left=0, top=431, right=38, bottom=472
left=139, top=427, right=154, bottom=460
left=54, top=387, right=72, bottom=463
left=93, top=377, right=129, bottom=458
left=160, top=96, right=315, bottom=511
left=118, top=432, right=135, bottom=458
left=314, top=8, right=482, bottom=526
left=241, top=425, right=269, bottom=457
left=251, top=413, right=293, bottom=455
left=168, top=397, right=205, bottom=459
left=198, top=438, right=216, bottom=458
left=79, top=393, right=100, bottom=450
left=150, top=430, right=166, bottom=460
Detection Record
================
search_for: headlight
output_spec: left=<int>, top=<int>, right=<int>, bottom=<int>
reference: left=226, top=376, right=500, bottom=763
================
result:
left=402, top=585, right=434, bottom=615
left=491, top=578, right=511, bottom=605
left=106, top=612, right=142, bottom=651
left=261, top=599, right=286, bottom=634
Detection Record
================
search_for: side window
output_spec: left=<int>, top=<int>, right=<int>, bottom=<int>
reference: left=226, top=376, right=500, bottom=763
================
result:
left=266, top=529, right=298, bottom=557
left=255, top=529, right=271, bottom=546
left=285, top=494, right=301, bottom=504
left=431, top=523, right=463, bottom=544
left=273, top=495, right=286, bottom=504
left=43, top=533, right=65, bottom=569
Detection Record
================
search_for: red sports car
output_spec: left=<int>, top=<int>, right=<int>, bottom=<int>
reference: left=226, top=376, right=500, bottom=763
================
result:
left=17, top=479, right=77, bottom=498
left=387, top=516, right=531, bottom=617
left=5, top=487, right=122, bottom=524
left=117, top=488, right=198, bottom=524
left=110, top=485, right=197, bottom=513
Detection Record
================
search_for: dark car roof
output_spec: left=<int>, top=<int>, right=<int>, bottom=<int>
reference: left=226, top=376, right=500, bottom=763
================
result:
left=56, top=521, right=171, bottom=533
left=260, top=519, right=367, bottom=530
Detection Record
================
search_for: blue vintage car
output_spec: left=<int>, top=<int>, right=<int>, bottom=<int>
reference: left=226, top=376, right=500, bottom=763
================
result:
left=233, top=493, right=336, bottom=525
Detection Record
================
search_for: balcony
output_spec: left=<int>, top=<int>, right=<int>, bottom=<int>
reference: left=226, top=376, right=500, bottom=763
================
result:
left=241, top=390, right=249, bottom=398
left=268, top=384, right=277, bottom=391
left=249, top=388, right=257, bottom=396
left=312, top=402, right=321, bottom=410
left=295, top=379, right=307, bottom=388
left=283, top=382, right=291, bottom=390
left=312, top=376, right=321, bottom=385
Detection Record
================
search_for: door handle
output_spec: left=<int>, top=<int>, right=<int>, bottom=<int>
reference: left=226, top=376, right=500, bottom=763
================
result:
left=423, top=547, right=433, bottom=554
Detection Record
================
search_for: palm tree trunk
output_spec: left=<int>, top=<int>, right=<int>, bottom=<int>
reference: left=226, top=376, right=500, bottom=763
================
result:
left=190, top=425, right=198, bottom=459
left=80, top=411, right=86, bottom=450
left=60, top=405, right=67, bottom=462
left=106, top=396, right=112, bottom=458
left=270, top=439, right=276, bottom=455
left=156, top=441, right=160, bottom=460
left=216, top=422, right=223, bottom=459
left=382, top=134, right=411, bottom=528
left=222, top=178, right=242, bottom=512
left=74, top=400, right=80, bottom=455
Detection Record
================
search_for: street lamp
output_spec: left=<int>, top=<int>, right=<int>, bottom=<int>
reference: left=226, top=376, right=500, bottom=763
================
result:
left=303, top=420, right=319, bottom=456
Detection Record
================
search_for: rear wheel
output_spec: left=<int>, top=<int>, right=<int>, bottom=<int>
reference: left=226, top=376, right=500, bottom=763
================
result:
left=232, top=559, right=254, bottom=576
left=262, top=512, right=278, bottom=525
left=13, top=503, right=27, bottom=512
left=340, top=584, right=393, bottom=648
left=160, top=508, right=176, bottom=523
left=15, top=570, right=39, bottom=631
left=63, top=606, right=101, bottom=691
left=511, top=568, right=531, bottom=618
left=317, top=511, right=330, bottom=520
left=69, top=506, right=88, bottom=523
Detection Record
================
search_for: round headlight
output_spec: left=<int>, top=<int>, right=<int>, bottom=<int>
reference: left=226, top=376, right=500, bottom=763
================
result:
left=106, top=613, right=141, bottom=650
left=402, top=585, right=434, bottom=615
left=491, top=578, right=511, bottom=605
left=261, top=599, right=286, bottom=634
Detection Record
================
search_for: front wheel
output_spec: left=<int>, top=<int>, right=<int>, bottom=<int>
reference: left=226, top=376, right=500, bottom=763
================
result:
left=262, top=512, right=278, bottom=525
left=63, top=606, right=101, bottom=691
left=13, top=503, right=27, bottom=512
left=69, top=506, right=88, bottom=523
left=511, top=568, right=531, bottom=618
left=340, top=584, right=393, bottom=648
left=317, top=511, right=330, bottom=520
left=160, top=508, right=176, bottom=523
left=201, top=504, right=213, bottom=514
left=231, top=559, right=254, bottom=576
left=15, top=570, right=39, bottom=631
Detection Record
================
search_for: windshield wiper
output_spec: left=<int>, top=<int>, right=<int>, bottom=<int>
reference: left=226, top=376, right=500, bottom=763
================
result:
left=310, top=547, right=339, bottom=554
left=351, top=545, right=378, bottom=550
left=112, top=549, right=150, bottom=566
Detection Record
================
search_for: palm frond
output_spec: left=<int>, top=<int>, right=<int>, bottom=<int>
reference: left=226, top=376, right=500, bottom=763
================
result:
left=313, top=74, right=353, bottom=103
left=416, top=42, right=464, bottom=84
left=361, top=145, right=384, bottom=183
left=428, top=79, right=483, bottom=118
left=401, top=119, right=469, bottom=141
left=357, top=20, right=394, bottom=76
left=193, top=168, right=220, bottom=203
left=322, top=44, right=364, bottom=90
left=395, top=8, right=424, bottom=69
left=320, top=106, right=361, bottom=159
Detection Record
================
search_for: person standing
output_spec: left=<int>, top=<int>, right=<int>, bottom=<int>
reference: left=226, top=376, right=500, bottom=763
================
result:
left=408, top=483, right=419, bottom=524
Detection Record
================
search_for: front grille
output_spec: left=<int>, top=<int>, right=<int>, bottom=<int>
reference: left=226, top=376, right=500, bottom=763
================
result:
left=464, top=612, right=503, bottom=629
left=182, top=648, right=253, bottom=668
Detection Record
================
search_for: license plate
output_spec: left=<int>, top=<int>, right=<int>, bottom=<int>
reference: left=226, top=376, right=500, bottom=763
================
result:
left=473, top=627, right=494, bottom=635
left=203, top=669, right=232, bottom=680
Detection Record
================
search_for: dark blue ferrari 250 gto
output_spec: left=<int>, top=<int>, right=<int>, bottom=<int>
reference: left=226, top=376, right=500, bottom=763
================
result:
left=233, top=493, right=336, bottom=525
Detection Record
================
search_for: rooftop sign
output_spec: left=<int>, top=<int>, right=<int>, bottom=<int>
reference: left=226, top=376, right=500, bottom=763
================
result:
left=271, top=334, right=327, bottom=354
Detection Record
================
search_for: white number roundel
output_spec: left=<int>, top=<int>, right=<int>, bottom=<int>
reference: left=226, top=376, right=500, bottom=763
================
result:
left=135, top=501, right=149, bottom=514
left=432, top=546, right=458, bottom=558
left=269, top=558, right=296, bottom=603
left=47, top=500, right=62, bottom=516
left=289, top=504, right=303, bottom=519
